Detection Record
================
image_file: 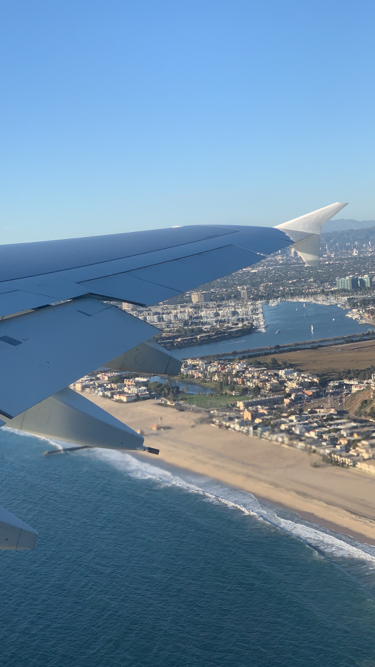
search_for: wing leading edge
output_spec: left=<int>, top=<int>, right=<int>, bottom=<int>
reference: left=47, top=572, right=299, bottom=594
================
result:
left=0, top=202, right=346, bottom=548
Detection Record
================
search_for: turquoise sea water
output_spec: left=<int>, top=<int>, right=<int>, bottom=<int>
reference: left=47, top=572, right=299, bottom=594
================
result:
left=3, top=430, right=375, bottom=666
left=173, top=301, right=373, bottom=359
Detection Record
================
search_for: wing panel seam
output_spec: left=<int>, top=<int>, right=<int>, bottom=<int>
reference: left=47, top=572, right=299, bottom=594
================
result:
left=0, top=231, right=238, bottom=285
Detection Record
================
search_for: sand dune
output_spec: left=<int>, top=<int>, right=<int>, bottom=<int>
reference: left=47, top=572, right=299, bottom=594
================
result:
left=89, top=396, right=375, bottom=544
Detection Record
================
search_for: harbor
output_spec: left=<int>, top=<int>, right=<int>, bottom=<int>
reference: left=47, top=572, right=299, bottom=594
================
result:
left=172, top=300, right=374, bottom=359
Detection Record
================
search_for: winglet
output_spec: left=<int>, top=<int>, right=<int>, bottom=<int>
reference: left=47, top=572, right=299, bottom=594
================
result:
left=276, top=202, right=348, bottom=266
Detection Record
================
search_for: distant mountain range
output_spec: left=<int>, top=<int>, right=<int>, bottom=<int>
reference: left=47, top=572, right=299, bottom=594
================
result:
left=323, top=219, right=375, bottom=232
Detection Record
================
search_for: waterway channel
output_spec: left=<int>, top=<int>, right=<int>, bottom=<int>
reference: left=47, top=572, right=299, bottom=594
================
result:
left=172, top=301, right=373, bottom=360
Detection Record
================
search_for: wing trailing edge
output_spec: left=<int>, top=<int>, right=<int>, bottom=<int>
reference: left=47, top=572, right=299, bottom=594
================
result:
left=2, top=387, right=144, bottom=451
left=0, top=298, right=158, bottom=419
left=104, top=339, right=182, bottom=375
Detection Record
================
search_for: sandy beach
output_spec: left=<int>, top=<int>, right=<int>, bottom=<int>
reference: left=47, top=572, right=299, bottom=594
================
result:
left=89, top=396, right=375, bottom=544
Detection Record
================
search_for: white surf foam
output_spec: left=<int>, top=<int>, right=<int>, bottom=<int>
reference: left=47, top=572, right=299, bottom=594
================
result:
left=84, top=448, right=375, bottom=567
left=3, top=427, right=79, bottom=451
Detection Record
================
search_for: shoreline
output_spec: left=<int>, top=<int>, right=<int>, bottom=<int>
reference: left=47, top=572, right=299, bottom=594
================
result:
left=255, top=495, right=375, bottom=546
left=130, top=451, right=375, bottom=547
left=88, top=396, right=375, bottom=546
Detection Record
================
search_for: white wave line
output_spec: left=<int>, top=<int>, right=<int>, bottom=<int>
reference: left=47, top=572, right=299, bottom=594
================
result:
left=85, top=448, right=375, bottom=566
left=3, top=427, right=82, bottom=451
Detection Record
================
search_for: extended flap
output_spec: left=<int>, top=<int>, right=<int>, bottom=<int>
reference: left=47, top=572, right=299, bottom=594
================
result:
left=105, top=340, right=182, bottom=375
left=0, top=298, right=157, bottom=418
left=3, top=388, right=144, bottom=450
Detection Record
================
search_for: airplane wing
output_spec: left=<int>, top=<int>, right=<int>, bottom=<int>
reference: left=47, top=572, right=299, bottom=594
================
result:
left=0, top=201, right=346, bottom=548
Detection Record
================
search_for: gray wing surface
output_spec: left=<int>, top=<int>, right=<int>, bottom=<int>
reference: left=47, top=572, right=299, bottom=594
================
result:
left=0, top=202, right=347, bottom=548
left=0, top=298, right=157, bottom=418
left=0, top=224, right=292, bottom=313
left=0, top=224, right=294, bottom=420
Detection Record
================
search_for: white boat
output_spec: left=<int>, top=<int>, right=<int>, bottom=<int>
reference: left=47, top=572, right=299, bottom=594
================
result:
left=276, top=329, right=280, bottom=334
left=311, top=325, right=314, bottom=334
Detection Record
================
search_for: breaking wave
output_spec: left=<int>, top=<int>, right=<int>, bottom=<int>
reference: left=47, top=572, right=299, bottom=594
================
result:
left=3, top=426, right=72, bottom=451
left=85, top=447, right=375, bottom=567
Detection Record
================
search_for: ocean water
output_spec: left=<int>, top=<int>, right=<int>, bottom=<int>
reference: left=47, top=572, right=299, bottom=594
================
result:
left=2, top=430, right=375, bottom=666
left=173, top=301, right=373, bottom=359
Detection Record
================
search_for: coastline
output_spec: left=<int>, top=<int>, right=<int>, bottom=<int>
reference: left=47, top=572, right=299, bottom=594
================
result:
left=88, top=396, right=375, bottom=545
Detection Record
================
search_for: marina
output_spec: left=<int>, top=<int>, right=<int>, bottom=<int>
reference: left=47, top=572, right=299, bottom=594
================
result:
left=173, top=301, right=374, bottom=359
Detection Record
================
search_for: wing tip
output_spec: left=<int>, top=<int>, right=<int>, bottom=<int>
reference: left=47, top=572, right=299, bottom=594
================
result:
left=276, top=202, right=348, bottom=237
left=276, top=202, right=349, bottom=266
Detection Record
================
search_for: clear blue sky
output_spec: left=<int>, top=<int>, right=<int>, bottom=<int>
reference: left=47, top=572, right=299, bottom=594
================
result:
left=1, top=0, right=374, bottom=242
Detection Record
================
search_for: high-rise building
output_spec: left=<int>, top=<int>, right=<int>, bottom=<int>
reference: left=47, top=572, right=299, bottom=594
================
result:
left=336, top=275, right=372, bottom=290
left=191, top=292, right=210, bottom=304
left=336, top=277, right=347, bottom=290
left=240, top=289, right=248, bottom=300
